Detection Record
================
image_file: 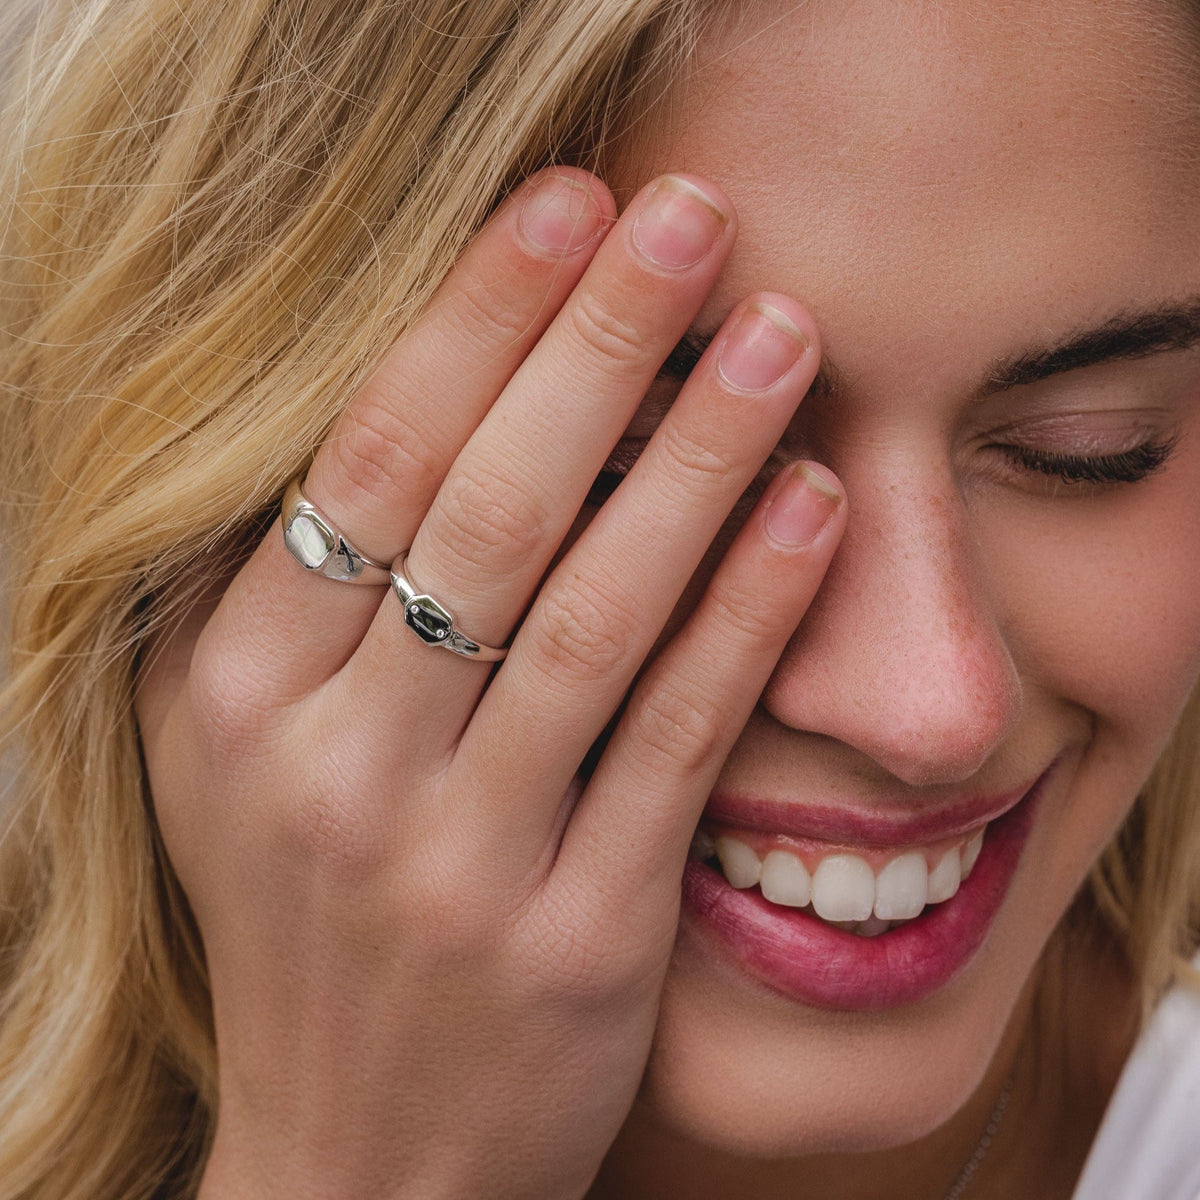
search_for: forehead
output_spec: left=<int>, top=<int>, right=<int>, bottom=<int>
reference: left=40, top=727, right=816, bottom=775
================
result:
left=627, top=0, right=1200, bottom=388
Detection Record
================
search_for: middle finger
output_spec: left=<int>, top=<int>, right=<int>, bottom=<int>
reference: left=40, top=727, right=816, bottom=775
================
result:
left=344, top=174, right=736, bottom=726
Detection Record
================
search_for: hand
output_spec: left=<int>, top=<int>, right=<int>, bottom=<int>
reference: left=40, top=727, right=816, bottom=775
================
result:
left=136, top=168, right=845, bottom=1200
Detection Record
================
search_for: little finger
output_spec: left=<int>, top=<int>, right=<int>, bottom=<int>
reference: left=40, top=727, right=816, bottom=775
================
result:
left=452, top=296, right=819, bottom=859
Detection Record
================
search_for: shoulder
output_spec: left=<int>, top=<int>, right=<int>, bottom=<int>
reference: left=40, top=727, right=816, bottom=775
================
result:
left=1071, top=951, right=1200, bottom=1200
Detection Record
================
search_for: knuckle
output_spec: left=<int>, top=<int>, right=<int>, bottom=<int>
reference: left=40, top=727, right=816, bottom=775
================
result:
left=524, top=891, right=660, bottom=1001
left=657, top=423, right=740, bottom=489
left=328, top=396, right=443, bottom=510
left=437, top=460, right=548, bottom=570
left=186, top=640, right=280, bottom=765
left=448, top=265, right=542, bottom=349
left=527, top=920, right=610, bottom=995
left=399, top=851, right=518, bottom=962
left=565, top=291, right=647, bottom=369
left=273, top=737, right=462, bottom=897
left=286, top=776, right=392, bottom=883
left=529, top=579, right=635, bottom=685
left=628, top=677, right=724, bottom=775
left=706, top=574, right=796, bottom=646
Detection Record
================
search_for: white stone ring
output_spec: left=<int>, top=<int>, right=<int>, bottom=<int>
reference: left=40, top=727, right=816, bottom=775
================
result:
left=280, top=475, right=391, bottom=585
left=390, top=554, right=509, bottom=662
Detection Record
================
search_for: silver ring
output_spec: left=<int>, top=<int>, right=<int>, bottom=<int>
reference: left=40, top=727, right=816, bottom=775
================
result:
left=390, top=554, right=508, bottom=662
left=281, top=475, right=391, bottom=585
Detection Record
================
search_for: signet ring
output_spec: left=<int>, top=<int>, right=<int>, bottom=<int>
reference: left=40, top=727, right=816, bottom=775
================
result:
left=389, top=554, right=509, bottom=662
left=281, top=476, right=391, bottom=585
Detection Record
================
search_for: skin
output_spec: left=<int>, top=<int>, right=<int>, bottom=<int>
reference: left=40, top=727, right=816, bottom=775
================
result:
left=135, top=1, right=1200, bottom=1198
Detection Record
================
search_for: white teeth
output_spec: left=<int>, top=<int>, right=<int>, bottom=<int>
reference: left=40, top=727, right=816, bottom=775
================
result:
left=873, top=851, right=928, bottom=920
left=714, top=836, right=761, bottom=889
left=709, top=824, right=991, bottom=926
left=760, top=849, right=812, bottom=907
left=962, top=829, right=984, bottom=878
left=927, top=846, right=963, bottom=903
left=812, top=854, right=875, bottom=922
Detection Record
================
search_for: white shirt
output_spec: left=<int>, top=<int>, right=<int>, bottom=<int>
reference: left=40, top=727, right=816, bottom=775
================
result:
left=1072, top=954, right=1200, bottom=1199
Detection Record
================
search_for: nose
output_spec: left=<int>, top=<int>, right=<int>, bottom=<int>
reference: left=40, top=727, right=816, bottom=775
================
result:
left=762, top=458, right=1022, bottom=787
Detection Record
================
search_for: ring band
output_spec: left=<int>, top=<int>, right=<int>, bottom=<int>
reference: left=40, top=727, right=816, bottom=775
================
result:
left=390, top=554, right=509, bottom=662
left=281, top=475, right=391, bottom=585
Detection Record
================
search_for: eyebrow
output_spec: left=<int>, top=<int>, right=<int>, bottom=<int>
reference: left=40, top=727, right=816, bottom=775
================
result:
left=662, top=297, right=1200, bottom=404
left=976, top=298, right=1200, bottom=397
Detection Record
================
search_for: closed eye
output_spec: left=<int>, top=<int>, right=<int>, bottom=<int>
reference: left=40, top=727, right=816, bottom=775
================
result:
left=998, top=435, right=1179, bottom=487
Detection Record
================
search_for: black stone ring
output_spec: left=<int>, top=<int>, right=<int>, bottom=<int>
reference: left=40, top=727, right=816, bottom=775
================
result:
left=389, top=554, right=509, bottom=662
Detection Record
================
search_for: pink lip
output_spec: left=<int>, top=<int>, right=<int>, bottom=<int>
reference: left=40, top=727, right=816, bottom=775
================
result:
left=680, top=766, right=1051, bottom=1011
left=703, top=778, right=1037, bottom=847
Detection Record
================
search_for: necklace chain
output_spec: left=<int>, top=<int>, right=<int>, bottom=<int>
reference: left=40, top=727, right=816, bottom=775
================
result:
left=940, top=1073, right=1014, bottom=1200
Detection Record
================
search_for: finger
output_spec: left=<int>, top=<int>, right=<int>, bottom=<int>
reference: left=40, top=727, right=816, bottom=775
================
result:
left=305, top=168, right=613, bottom=562
left=344, top=174, right=736, bottom=725
left=448, top=294, right=822, bottom=856
left=558, top=461, right=845, bottom=913
left=205, top=169, right=614, bottom=700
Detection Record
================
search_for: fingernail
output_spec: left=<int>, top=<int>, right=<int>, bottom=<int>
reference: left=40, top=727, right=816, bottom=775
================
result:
left=718, top=303, right=808, bottom=391
left=519, top=174, right=605, bottom=257
left=765, top=464, right=842, bottom=547
left=631, top=176, right=727, bottom=270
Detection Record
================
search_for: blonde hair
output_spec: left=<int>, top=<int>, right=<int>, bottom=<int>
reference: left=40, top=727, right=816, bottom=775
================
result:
left=0, top=0, right=1196, bottom=1196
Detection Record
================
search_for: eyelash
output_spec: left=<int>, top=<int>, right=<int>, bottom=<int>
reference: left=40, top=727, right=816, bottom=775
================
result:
left=587, top=436, right=1179, bottom=508
left=998, top=435, right=1179, bottom=486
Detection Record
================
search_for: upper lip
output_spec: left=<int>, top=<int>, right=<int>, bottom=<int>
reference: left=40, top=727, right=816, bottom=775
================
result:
left=702, top=771, right=1046, bottom=848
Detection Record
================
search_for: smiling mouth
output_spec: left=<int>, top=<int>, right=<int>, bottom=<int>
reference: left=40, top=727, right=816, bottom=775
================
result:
left=688, top=774, right=1037, bottom=937
left=679, top=767, right=1053, bottom=1011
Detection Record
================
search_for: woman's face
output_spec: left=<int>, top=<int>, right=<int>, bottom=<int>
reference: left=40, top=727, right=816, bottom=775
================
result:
left=602, top=0, right=1200, bottom=1184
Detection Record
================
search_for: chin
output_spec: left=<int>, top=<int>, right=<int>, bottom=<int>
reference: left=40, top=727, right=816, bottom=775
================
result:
left=631, top=887, right=1052, bottom=1160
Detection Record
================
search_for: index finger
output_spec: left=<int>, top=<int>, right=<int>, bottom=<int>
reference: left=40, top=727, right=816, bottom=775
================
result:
left=211, top=169, right=615, bottom=697
left=305, top=168, right=614, bottom=562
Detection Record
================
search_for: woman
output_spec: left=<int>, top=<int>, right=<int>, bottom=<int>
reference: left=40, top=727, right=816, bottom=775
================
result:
left=2, top=0, right=1199, bottom=1196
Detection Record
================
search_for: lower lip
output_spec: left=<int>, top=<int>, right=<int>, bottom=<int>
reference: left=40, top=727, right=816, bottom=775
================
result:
left=680, top=771, right=1048, bottom=1011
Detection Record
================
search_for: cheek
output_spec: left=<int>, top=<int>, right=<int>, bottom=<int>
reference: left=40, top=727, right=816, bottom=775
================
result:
left=978, top=477, right=1200, bottom=748
left=975, top=474, right=1200, bottom=896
